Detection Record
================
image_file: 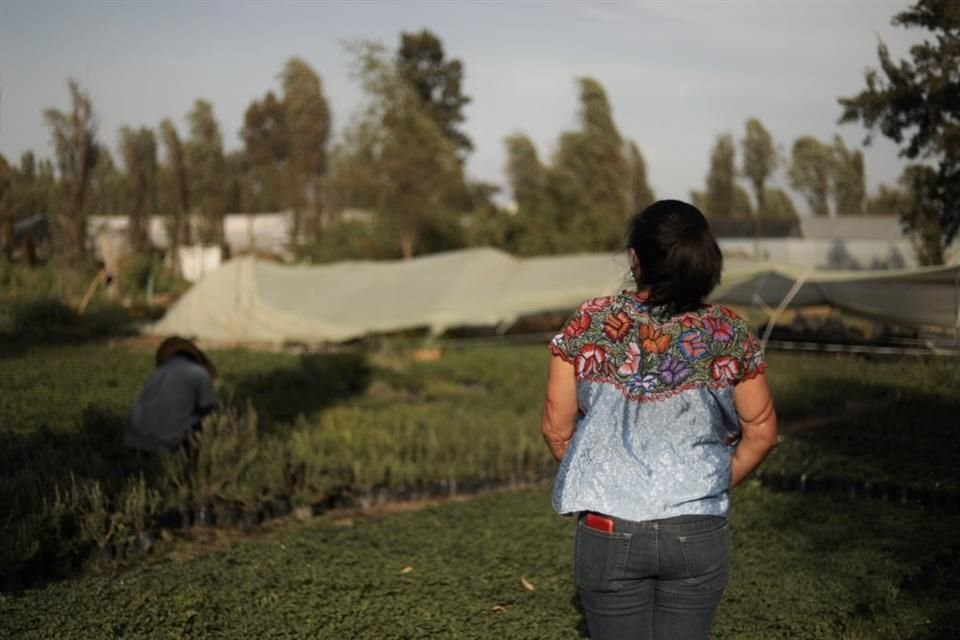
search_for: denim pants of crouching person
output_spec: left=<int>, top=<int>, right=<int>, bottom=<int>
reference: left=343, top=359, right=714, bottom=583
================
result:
left=574, top=513, right=731, bottom=640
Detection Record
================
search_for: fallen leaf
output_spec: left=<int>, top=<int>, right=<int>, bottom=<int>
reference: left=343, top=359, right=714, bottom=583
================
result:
left=491, top=605, right=508, bottom=613
left=520, top=576, right=535, bottom=592
left=400, top=566, right=414, bottom=574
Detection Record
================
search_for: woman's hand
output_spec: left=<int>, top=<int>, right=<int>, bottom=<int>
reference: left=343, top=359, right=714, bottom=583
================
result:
left=730, top=372, right=779, bottom=488
left=541, top=355, right=579, bottom=461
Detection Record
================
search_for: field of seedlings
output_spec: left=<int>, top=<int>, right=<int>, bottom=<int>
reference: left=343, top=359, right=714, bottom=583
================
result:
left=1, top=341, right=959, bottom=638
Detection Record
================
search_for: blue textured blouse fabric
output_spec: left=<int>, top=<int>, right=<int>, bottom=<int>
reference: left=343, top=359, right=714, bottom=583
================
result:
left=548, top=292, right=766, bottom=522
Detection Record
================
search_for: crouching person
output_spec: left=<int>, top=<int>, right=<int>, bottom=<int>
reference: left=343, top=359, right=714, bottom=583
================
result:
left=124, top=336, right=218, bottom=454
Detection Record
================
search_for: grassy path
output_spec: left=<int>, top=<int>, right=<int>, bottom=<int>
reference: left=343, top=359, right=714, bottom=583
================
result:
left=3, top=483, right=958, bottom=640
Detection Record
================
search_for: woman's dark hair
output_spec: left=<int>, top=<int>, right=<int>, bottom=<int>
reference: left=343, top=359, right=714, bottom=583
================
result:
left=625, top=199, right=722, bottom=314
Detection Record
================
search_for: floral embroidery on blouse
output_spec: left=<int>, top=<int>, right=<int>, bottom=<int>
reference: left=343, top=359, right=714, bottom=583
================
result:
left=549, top=292, right=766, bottom=402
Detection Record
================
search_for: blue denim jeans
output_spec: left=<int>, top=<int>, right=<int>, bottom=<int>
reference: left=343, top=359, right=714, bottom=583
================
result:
left=574, top=513, right=730, bottom=640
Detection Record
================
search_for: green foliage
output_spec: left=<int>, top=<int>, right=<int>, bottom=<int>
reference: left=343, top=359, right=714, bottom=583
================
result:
left=158, top=118, right=190, bottom=251
left=866, top=183, right=910, bottom=216
left=185, top=99, right=226, bottom=244
left=2, top=342, right=959, bottom=640
left=336, top=40, right=464, bottom=259
left=43, top=79, right=100, bottom=266
left=282, top=57, right=331, bottom=238
left=2, top=486, right=958, bottom=638
left=239, top=91, right=291, bottom=214
left=396, top=29, right=472, bottom=158
left=294, top=218, right=401, bottom=263
left=503, top=80, right=645, bottom=255
left=704, top=133, right=738, bottom=218
left=626, top=140, right=655, bottom=213
left=830, top=136, right=866, bottom=214
left=898, top=164, right=945, bottom=265
left=552, top=77, right=630, bottom=250
left=1, top=297, right=77, bottom=335
left=789, top=136, right=832, bottom=215
left=839, top=0, right=960, bottom=256
left=762, top=187, right=798, bottom=220
left=117, top=252, right=189, bottom=300
left=88, top=148, right=126, bottom=216
left=740, top=118, right=778, bottom=217
left=118, top=126, right=159, bottom=251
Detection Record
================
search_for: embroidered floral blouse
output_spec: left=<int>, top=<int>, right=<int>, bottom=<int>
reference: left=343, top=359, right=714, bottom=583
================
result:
left=547, top=291, right=766, bottom=522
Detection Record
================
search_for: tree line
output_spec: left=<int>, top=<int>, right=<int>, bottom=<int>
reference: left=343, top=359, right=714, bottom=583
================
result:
left=0, top=0, right=956, bottom=267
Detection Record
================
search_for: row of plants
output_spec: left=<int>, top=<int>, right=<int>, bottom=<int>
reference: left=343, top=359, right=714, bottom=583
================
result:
left=2, top=342, right=958, bottom=595
left=4, top=483, right=960, bottom=639
left=0, top=343, right=553, bottom=586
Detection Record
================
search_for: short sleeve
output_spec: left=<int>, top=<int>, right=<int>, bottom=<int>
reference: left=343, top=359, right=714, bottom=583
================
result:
left=737, top=321, right=767, bottom=383
left=548, top=302, right=592, bottom=364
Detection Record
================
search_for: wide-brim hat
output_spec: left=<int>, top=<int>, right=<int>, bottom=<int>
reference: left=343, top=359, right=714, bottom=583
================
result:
left=155, top=336, right=218, bottom=378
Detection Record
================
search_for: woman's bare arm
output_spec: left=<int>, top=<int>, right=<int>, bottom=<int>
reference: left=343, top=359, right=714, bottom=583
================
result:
left=541, top=355, right=579, bottom=461
left=731, top=372, right=779, bottom=488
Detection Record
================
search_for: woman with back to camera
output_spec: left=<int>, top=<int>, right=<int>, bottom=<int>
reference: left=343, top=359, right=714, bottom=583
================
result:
left=541, top=200, right=779, bottom=640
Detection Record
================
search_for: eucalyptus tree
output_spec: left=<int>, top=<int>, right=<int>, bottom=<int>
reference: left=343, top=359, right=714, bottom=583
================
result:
left=788, top=136, right=832, bottom=216
left=119, top=126, right=158, bottom=252
left=184, top=100, right=226, bottom=245
left=281, top=58, right=331, bottom=238
left=839, top=0, right=959, bottom=263
left=740, top=118, right=778, bottom=217
left=159, top=118, right=190, bottom=255
left=43, top=79, right=100, bottom=265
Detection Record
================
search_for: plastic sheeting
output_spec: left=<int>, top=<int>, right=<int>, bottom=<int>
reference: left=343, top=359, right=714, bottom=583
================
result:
left=150, top=248, right=960, bottom=343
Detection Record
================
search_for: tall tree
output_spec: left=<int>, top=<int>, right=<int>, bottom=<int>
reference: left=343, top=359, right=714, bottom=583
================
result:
left=703, top=133, right=737, bottom=218
left=504, top=133, right=546, bottom=216
left=733, top=185, right=754, bottom=218
left=88, top=149, right=126, bottom=216
left=830, top=136, right=866, bottom=214
left=553, top=77, right=630, bottom=249
left=839, top=0, right=960, bottom=262
left=281, top=58, right=331, bottom=238
left=788, top=136, right=832, bottom=216
left=343, top=41, right=461, bottom=259
left=119, top=126, right=158, bottom=252
left=159, top=118, right=190, bottom=257
left=740, top=118, right=778, bottom=217
left=504, top=133, right=562, bottom=255
left=323, top=121, right=383, bottom=218
left=626, top=141, right=655, bottom=213
left=866, top=183, right=911, bottom=215
left=396, top=29, right=472, bottom=159
left=240, top=91, right=289, bottom=212
left=763, top=188, right=799, bottom=220
left=899, top=165, right=944, bottom=264
left=184, top=99, right=226, bottom=245
left=43, top=79, right=100, bottom=265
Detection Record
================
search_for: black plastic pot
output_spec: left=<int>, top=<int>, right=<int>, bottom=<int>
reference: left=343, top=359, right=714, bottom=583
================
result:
left=242, top=508, right=264, bottom=529
left=845, top=479, right=863, bottom=499
left=271, top=497, right=292, bottom=518
left=220, top=504, right=244, bottom=526
left=782, top=473, right=801, bottom=492
left=156, top=508, right=183, bottom=530
left=1, top=569, right=25, bottom=593
left=332, top=493, right=356, bottom=510
left=197, top=504, right=216, bottom=527
left=943, top=492, right=959, bottom=514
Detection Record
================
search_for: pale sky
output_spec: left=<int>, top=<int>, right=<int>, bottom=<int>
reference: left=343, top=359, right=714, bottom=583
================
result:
left=0, top=0, right=925, bottom=213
